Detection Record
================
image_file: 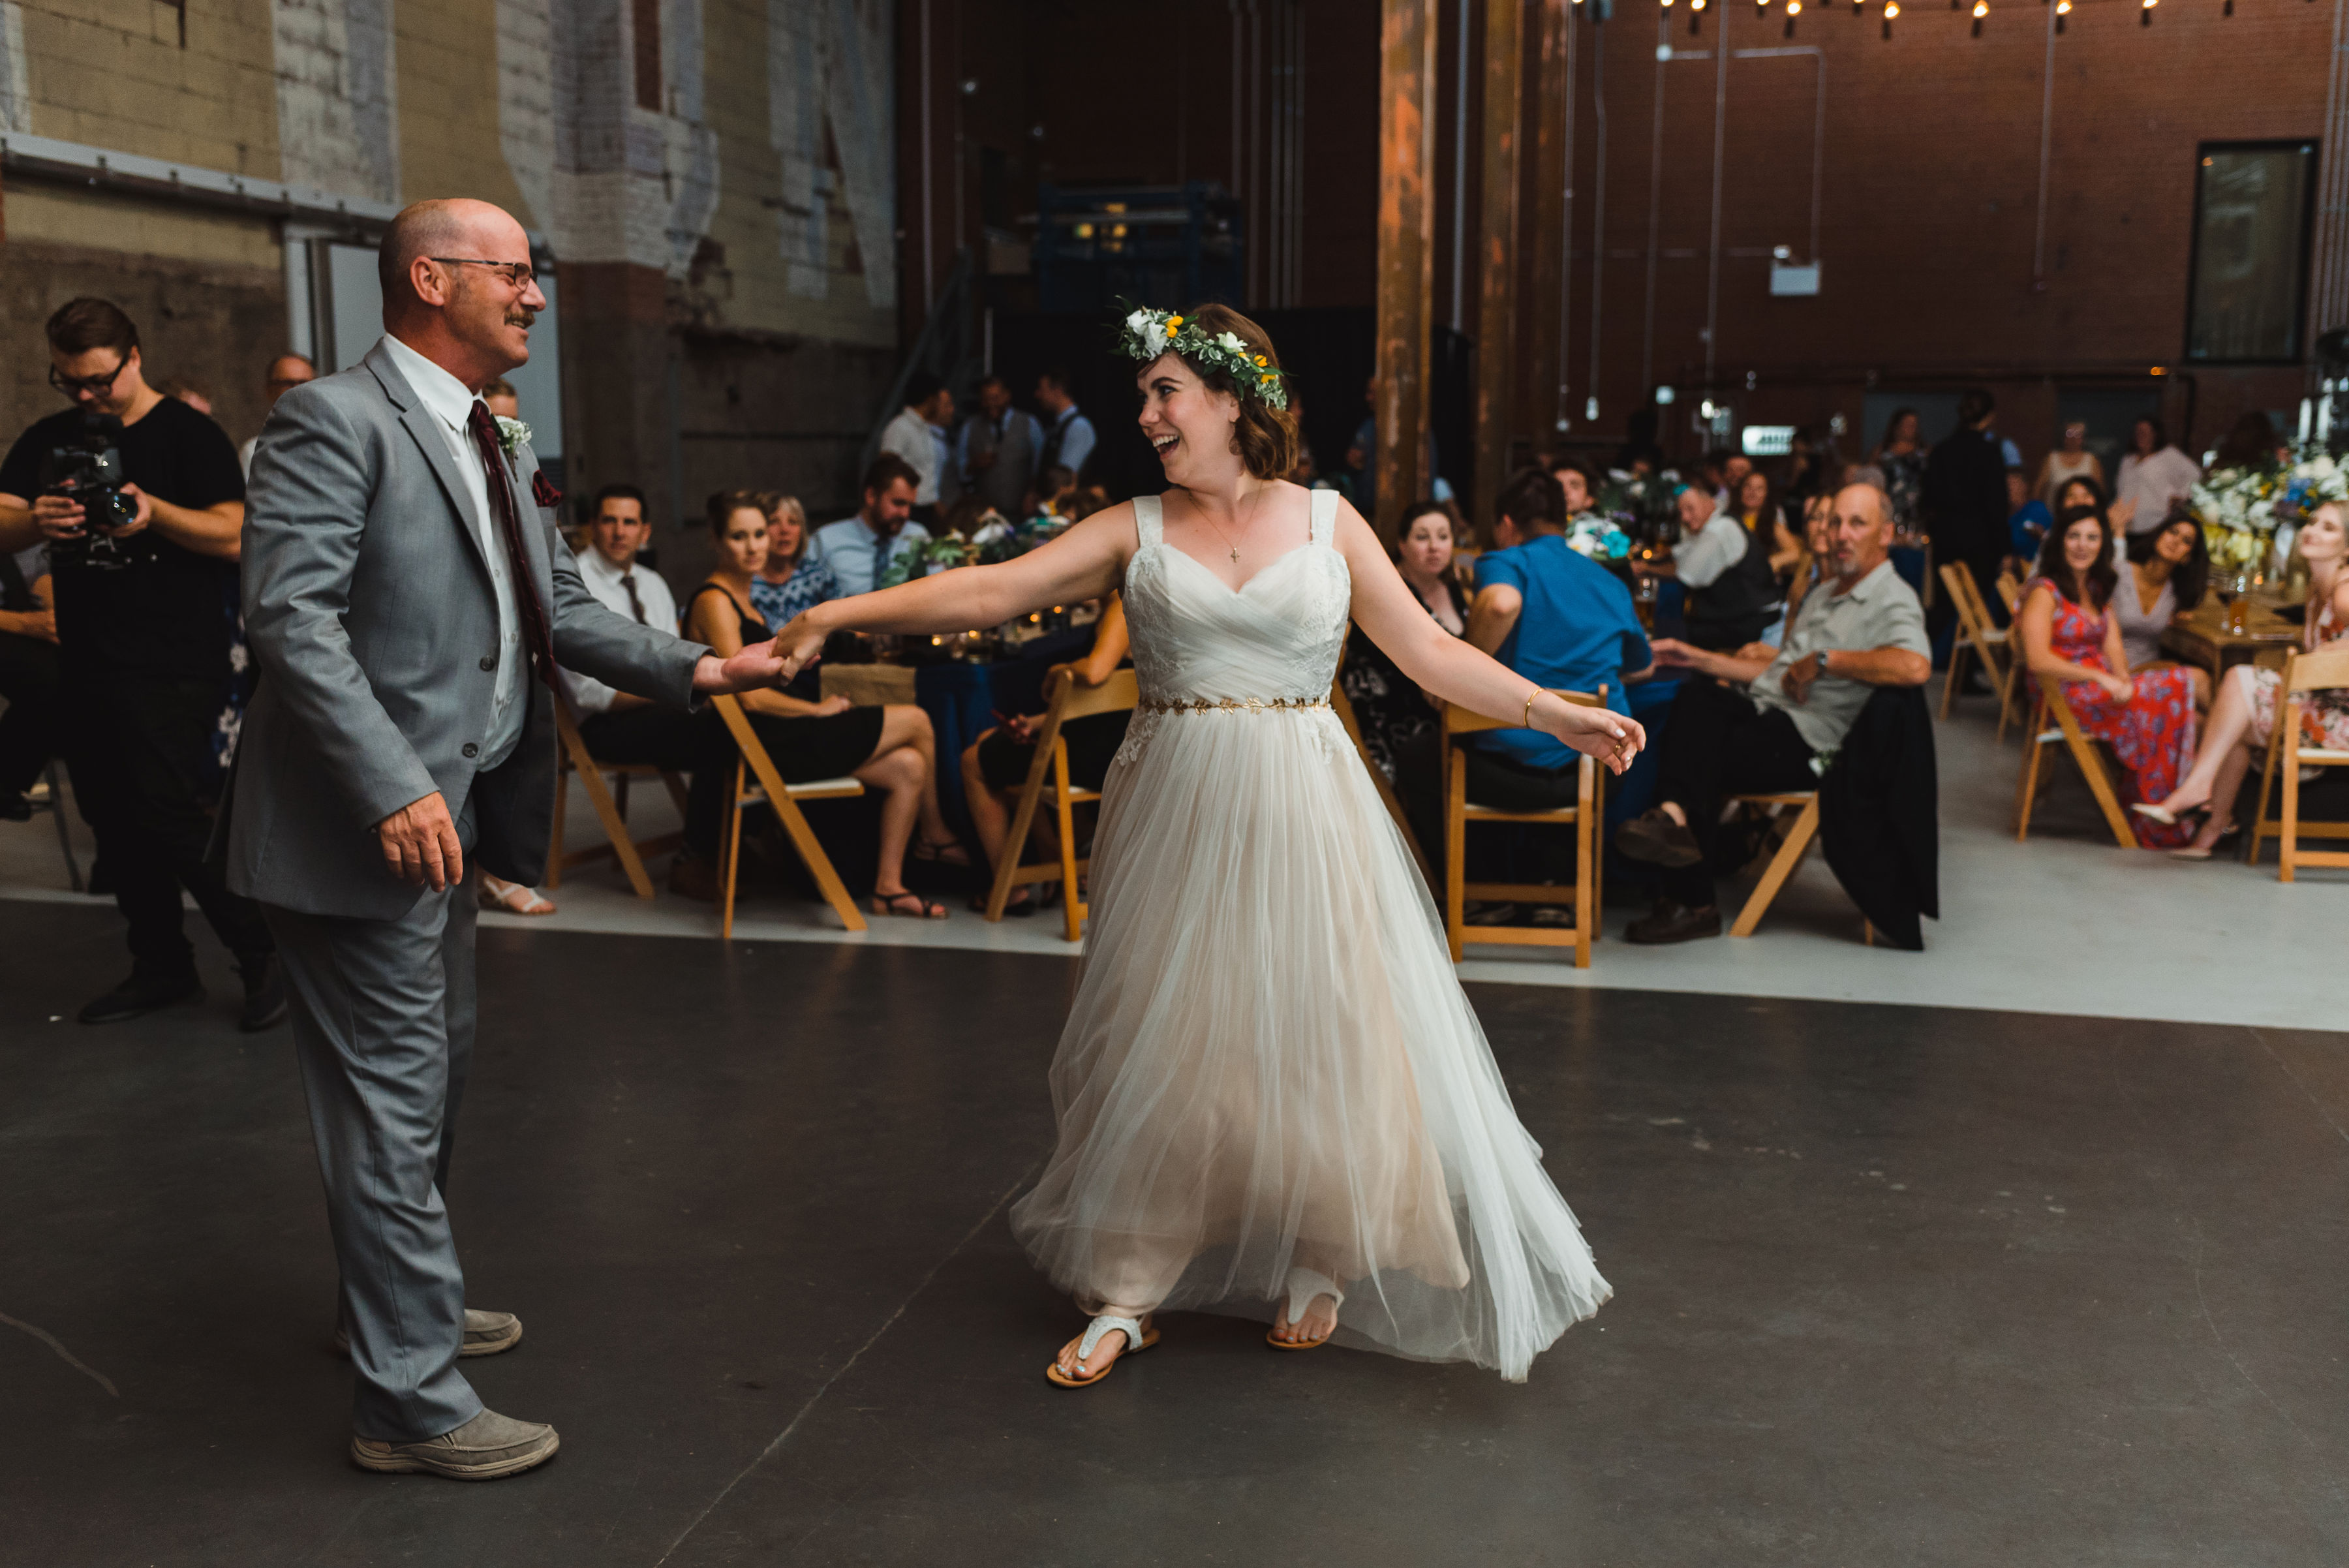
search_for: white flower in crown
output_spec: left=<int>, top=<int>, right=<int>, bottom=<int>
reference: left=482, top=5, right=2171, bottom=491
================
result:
left=1216, top=330, right=1248, bottom=356
left=495, top=415, right=532, bottom=457
left=1125, top=309, right=1169, bottom=360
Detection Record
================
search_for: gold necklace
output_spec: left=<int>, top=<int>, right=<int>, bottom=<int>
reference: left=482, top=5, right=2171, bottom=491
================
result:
left=1193, top=484, right=1264, bottom=564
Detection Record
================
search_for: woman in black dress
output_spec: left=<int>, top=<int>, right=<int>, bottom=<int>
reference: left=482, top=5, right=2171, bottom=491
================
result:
left=1340, top=499, right=1470, bottom=782
left=688, top=491, right=959, bottom=918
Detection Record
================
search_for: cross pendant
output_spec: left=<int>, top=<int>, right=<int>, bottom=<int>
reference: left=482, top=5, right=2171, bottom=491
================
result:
left=1229, top=547, right=1240, bottom=562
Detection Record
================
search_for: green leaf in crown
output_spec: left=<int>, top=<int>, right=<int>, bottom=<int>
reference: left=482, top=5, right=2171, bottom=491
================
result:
left=1117, top=301, right=1291, bottom=412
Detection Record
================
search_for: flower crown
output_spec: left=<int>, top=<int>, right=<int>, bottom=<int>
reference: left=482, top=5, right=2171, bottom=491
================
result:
left=1118, top=304, right=1291, bottom=412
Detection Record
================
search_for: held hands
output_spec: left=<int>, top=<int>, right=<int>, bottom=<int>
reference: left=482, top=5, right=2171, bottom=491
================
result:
left=770, top=613, right=831, bottom=686
left=378, top=791, right=463, bottom=891
left=1537, top=696, right=1648, bottom=776
left=691, top=637, right=796, bottom=695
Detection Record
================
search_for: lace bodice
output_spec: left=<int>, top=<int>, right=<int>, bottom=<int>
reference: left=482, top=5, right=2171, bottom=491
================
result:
left=1115, top=490, right=1352, bottom=764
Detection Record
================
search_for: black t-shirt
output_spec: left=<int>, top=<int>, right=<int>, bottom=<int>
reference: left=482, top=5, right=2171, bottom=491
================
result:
left=0, top=397, right=246, bottom=679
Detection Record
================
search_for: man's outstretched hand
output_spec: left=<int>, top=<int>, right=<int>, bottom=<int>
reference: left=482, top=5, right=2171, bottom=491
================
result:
left=692, top=639, right=795, bottom=695
left=378, top=792, right=463, bottom=890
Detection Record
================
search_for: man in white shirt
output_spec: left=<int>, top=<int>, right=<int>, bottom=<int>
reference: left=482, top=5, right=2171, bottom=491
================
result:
left=560, top=484, right=683, bottom=735
left=1034, top=366, right=1097, bottom=484
left=238, top=353, right=316, bottom=474
left=2113, top=415, right=2202, bottom=535
left=1633, top=480, right=1782, bottom=650
left=806, top=455, right=930, bottom=596
left=878, top=371, right=955, bottom=523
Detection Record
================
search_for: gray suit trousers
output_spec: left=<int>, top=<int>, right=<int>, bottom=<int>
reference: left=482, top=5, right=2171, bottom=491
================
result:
left=264, top=878, right=484, bottom=1443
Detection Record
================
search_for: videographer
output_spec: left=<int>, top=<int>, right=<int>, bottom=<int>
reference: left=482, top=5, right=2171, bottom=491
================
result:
left=0, top=297, right=283, bottom=1030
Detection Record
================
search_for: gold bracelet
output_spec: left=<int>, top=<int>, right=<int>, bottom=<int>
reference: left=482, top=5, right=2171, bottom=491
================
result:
left=1522, top=688, right=1541, bottom=729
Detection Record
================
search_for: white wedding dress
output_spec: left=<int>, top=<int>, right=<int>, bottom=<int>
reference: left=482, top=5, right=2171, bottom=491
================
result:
left=1006, top=489, right=1610, bottom=1381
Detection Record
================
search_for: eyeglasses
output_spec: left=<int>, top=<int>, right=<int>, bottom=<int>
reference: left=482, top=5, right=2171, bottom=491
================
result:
left=49, top=357, right=129, bottom=398
left=428, top=258, right=538, bottom=290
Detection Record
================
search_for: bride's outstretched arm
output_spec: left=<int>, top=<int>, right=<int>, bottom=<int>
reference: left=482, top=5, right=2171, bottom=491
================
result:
left=1335, top=504, right=1646, bottom=773
left=770, top=506, right=1133, bottom=679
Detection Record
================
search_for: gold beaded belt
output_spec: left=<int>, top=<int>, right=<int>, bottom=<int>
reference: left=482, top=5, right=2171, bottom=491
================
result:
left=1139, top=695, right=1332, bottom=715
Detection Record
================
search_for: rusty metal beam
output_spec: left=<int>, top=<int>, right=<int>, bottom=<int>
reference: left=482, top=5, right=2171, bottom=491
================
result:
left=1473, top=0, right=1525, bottom=532
left=1524, top=0, right=1571, bottom=457
left=1375, top=0, right=1439, bottom=540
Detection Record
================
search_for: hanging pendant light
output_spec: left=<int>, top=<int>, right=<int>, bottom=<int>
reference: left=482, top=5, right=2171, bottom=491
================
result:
left=1972, top=0, right=1986, bottom=33
left=1883, top=0, right=1897, bottom=35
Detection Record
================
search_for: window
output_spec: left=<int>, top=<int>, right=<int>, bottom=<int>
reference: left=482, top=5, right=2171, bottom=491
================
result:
left=2185, top=140, right=2319, bottom=365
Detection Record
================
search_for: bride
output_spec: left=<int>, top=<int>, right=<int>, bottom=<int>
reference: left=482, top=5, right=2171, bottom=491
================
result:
left=771, top=305, right=1640, bottom=1386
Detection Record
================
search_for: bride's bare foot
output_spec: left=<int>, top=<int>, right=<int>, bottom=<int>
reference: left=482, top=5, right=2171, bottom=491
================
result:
left=1268, top=1291, right=1339, bottom=1346
left=1051, top=1314, right=1152, bottom=1385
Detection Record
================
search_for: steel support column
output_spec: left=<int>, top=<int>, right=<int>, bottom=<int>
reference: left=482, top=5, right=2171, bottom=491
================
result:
left=1474, top=0, right=1526, bottom=529
left=1375, top=0, right=1440, bottom=538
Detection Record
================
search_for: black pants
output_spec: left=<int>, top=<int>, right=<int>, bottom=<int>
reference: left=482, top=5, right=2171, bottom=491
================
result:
left=1650, top=680, right=1817, bottom=908
left=1396, top=732, right=1582, bottom=885
left=0, top=630, right=63, bottom=796
left=67, top=673, right=272, bottom=978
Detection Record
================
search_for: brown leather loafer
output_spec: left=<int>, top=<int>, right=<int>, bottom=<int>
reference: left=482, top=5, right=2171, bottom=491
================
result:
left=352, top=1407, right=558, bottom=1481
left=334, top=1308, right=523, bottom=1359
left=1625, top=899, right=1722, bottom=944
left=1614, top=808, right=1704, bottom=869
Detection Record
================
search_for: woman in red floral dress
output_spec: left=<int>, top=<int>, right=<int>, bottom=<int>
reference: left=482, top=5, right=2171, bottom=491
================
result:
left=2016, top=506, right=2202, bottom=848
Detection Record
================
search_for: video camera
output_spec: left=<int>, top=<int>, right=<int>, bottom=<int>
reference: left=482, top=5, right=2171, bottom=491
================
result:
left=42, top=412, right=139, bottom=552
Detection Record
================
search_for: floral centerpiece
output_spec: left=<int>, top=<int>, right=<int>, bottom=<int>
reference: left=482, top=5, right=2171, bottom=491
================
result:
left=2189, top=452, right=2348, bottom=576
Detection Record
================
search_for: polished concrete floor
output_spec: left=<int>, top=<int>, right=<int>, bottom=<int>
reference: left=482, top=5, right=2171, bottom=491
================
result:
left=5, top=900, right=2347, bottom=1567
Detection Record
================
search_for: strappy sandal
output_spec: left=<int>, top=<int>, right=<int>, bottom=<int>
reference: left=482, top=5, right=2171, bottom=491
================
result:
left=478, top=875, right=556, bottom=915
left=870, top=889, right=947, bottom=919
left=1266, top=1268, right=1344, bottom=1351
left=1045, top=1312, right=1159, bottom=1387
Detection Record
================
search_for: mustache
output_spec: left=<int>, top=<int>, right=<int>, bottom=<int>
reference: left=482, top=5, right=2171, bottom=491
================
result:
left=504, top=309, right=538, bottom=329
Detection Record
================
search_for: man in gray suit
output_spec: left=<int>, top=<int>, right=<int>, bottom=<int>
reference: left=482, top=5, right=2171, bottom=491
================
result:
left=229, top=198, right=789, bottom=1480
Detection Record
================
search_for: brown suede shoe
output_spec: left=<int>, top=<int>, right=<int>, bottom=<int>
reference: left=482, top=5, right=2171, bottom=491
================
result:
left=1625, top=899, right=1723, bottom=944
left=1614, top=808, right=1704, bottom=869
left=351, top=1407, right=558, bottom=1481
left=669, top=852, right=720, bottom=902
left=334, top=1308, right=523, bottom=1359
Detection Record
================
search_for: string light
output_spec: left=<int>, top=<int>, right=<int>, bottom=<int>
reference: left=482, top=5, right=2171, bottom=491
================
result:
left=1882, top=0, right=1897, bottom=35
left=1971, top=0, right=1986, bottom=33
left=2141, top=0, right=2155, bottom=23
left=2055, top=0, right=2068, bottom=30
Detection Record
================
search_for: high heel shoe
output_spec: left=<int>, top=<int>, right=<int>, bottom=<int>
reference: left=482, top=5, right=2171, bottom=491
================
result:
left=2130, top=799, right=2205, bottom=827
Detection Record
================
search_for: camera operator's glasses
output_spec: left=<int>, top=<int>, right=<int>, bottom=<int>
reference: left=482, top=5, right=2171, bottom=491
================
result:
left=429, top=258, right=538, bottom=290
left=48, top=358, right=129, bottom=398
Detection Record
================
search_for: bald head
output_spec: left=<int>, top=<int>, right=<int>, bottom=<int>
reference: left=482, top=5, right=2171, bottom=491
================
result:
left=375, top=198, right=544, bottom=388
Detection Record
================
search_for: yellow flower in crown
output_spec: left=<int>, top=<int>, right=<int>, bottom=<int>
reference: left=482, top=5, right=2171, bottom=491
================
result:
left=1166, top=315, right=1185, bottom=331
left=1254, top=355, right=1268, bottom=366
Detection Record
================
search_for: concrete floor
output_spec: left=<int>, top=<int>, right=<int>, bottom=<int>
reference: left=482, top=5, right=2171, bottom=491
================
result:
left=5, top=900, right=2347, bottom=1566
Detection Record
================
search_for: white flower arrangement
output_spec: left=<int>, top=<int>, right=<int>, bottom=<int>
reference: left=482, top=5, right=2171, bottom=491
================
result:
left=494, top=415, right=532, bottom=458
left=2190, top=450, right=2347, bottom=573
left=1116, top=302, right=1291, bottom=410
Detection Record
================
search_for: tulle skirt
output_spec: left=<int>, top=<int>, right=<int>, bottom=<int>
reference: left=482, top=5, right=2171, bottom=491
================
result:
left=1006, top=706, right=1611, bottom=1381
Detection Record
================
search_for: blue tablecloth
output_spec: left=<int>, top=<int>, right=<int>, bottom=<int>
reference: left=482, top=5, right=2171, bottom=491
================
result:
left=913, top=627, right=1096, bottom=838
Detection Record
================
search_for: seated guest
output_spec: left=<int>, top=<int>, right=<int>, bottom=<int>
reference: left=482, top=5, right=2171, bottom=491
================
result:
left=0, top=545, right=58, bottom=820
left=1740, top=491, right=1836, bottom=660
left=482, top=377, right=521, bottom=421
left=1343, top=499, right=1472, bottom=782
left=1548, top=454, right=1599, bottom=519
left=2014, top=506, right=2204, bottom=848
left=1616, top=483, right=1931, bottom=944
left=1635, top=480, right=1784, bottom=650
left=960, top=594, right=1132, bottom=913
left=1398, top=468, right=1652, bottom=887
left=748, top=492, right=840, bottom=630
left=808, top=455, right=930, bottom=596
left=686, top=491, right=960, bottom=916
left=527, top=483, right=692, bottom=912
left=2006, top=467, right=2053, bottom=571
left=2114, top=512, right=2207, bottom=671
left=2138, top=498, right=2349, bottom=858
left=1730, top=466, right=1805, bottom=578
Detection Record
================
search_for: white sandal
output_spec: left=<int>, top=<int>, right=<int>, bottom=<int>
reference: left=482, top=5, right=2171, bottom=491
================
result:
left=1044, top=1312, right=1159, bottom=1387
left=1267, top=1268, right=1344, bottom=1351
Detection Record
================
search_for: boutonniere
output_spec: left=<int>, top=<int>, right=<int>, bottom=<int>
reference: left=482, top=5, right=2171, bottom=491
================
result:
left=494, top=415, right=532, bottom=461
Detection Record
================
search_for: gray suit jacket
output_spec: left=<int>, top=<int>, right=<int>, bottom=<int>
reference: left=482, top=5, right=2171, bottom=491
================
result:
left=223, top=341, right=709, bottom=919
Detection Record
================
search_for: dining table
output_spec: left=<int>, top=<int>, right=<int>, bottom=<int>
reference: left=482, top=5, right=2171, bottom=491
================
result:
left=2160, top=591, right=2305, bottom=676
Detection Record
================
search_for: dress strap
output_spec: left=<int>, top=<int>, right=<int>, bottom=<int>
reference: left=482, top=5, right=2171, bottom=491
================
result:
left=1133, top=493, right=1164, bottom=549
left=1309, top=486, right=1339, bottom=546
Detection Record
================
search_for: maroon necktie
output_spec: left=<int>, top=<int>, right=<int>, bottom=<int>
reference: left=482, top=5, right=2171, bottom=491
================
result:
left=465, top=400, right=558, bottom=687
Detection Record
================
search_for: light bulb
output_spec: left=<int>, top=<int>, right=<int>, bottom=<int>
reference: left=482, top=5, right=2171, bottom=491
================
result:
left=1884, top=3, right=1897, bottom=14
left=1788, top=2, right=1801, bottom=13
left=1972, top=1, right=1986, bottom=14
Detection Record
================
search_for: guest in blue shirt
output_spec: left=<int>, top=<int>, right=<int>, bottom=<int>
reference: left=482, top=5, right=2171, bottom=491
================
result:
left=806, top=455, right=931, bottom=597
left=2005, top=467, right=2053, bottom=566
left=1397, top=467, right=1655, bottom=896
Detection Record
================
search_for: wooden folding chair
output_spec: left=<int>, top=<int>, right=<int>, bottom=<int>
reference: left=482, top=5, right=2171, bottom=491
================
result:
left=1441, top=688, right=1603, bottom=968
left=2244, top=646, right=2349, bottom=880
left=710, top=694, right=868, bottom=938
left=1329, top=674, right=1435, bottom=886
left=2012, top=679, right=2138, bottom=848
left=1721, top=791, right=1823, bottom=936
left=1937, top=564, right=2020, bottom=742
left=982, top=668, right=1139, bottom=942
left=549, top=698, right=691, bottom=898
left=1994, top=570, right=2024, bottom=619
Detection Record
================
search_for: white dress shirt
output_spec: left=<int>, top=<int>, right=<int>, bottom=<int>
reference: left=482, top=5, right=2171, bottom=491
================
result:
left=379, top=332, right=527, bottom=770
left=880, top=406, right=945, bottom=505
left=1673, top=505, right=1750, bottom=590
left=1044, top=404, right=1096, bottom=478
left=560, top=547, right=679, bottom=716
